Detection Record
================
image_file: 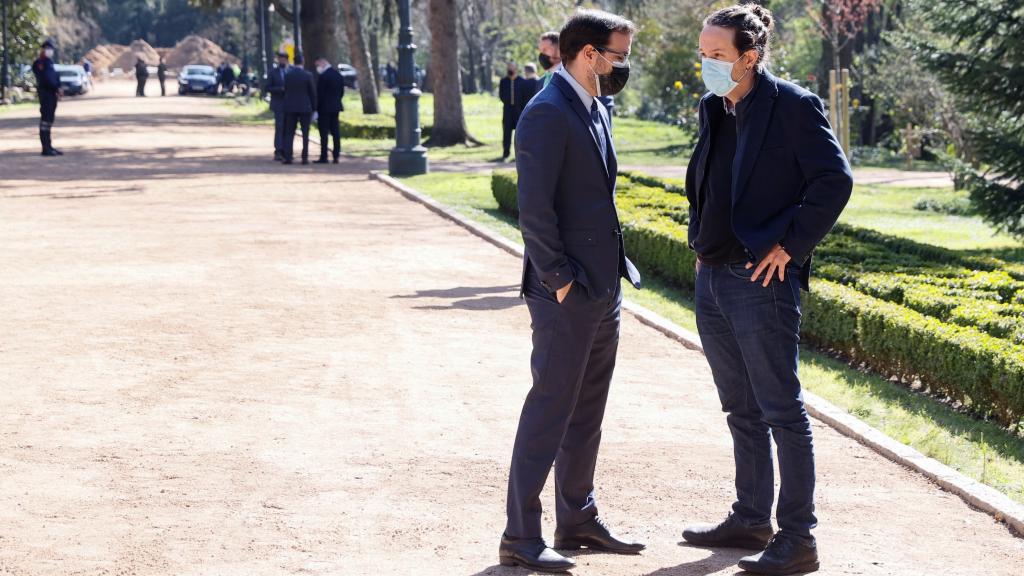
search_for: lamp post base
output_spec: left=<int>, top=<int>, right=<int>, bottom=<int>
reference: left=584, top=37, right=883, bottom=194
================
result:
left=388, top=147, right=428, bottom=177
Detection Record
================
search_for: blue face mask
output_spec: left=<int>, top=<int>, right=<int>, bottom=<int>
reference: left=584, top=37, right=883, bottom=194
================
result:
left=701, top=55, right=750, bottom=97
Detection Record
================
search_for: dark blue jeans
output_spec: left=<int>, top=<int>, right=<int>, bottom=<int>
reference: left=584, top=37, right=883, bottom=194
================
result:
left=695, top=262, right=816, bottom=539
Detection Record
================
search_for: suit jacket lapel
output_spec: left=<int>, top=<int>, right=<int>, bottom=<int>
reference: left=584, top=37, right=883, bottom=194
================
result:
left=732, top=71, right=778, bottom=205
left=551, top=74, right=611, bottom=181
left=598, top=107, right=616, bottom=189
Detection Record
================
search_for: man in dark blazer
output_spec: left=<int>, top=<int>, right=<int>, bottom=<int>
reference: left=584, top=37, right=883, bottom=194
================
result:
left=33, top=39, right=62, bottom=156
left=499, top=9, right=644, bottom=574
left=498, top=62, right=526, bottom=161
left=265, top=51, right=289, bottom=161
left=314, top=56, right=345, bottom=164
left=135, top=59, right=148, bottom=97
left=281, top=53, right=317, bottom=165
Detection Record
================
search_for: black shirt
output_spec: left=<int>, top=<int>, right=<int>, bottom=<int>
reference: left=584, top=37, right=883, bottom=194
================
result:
left=692, top=99, right=748, bottom=265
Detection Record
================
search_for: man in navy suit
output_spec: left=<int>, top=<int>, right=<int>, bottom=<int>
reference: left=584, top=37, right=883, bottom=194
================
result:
left=499, top=9, right=644, bottom=574
left=281, top=53, right=317, bottom=165
left=313, top=56, right=345, bottom=164
left=498, top=62, right=528, bottom=161
left=265, top=51, right=289, bottom=161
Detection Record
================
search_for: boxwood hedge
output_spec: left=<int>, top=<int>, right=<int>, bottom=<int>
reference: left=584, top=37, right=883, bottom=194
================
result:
left=491, top=169, right=1024, bottom=426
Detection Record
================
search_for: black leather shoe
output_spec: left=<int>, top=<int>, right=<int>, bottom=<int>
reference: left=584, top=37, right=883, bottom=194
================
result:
left=499, top=534, right=575, bottom=573
left=682, top=514, right=773, bottom=550
left=332, top=156, right=339, bottom=164
left=301, top=158, right=309, bottom=165
left=274, top=153, right=284, bottom=162
left=737, top=533, right=819, bottom=575
left=554, top=516, right=645, bottom=554
left=314, top=157, right=329, bottom=164
left=52, top=148, right=64, bottom=155
left=40, top=149, right=59, bottom=157
left=282, top=159, right=293, bottom=165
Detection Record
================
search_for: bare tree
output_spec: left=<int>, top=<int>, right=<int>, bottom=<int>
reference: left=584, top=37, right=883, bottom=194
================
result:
left=805, top=0, right=882, bottom=74
left=341, top=0, right=380, bottom=113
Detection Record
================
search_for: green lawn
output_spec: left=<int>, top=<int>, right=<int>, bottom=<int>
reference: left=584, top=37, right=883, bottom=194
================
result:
left=397, top=169, right=1024, bottom=504
left=226, top=92, right=690, bottom=166
left=0, top=101, right=35, bottom=115
left=843, top=184, right=1021, bottom=253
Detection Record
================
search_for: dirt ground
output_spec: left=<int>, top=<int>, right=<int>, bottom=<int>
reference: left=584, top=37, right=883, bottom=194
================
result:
left=1, top=82, right=1021, bottom=575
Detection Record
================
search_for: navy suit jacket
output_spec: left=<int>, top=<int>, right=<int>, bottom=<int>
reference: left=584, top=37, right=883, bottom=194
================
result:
left=686, top=70, right=853, bottom=290
left=266, top=65, right=286, bottom=112
left=282, top=65, right=316, bottom=114
left=316, top=67, right=345, bottom=114
left=515, top=72, right=642, bottom=299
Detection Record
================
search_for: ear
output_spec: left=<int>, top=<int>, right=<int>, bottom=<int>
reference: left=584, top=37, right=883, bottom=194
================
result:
left=744, top=49, right=759, bottom=70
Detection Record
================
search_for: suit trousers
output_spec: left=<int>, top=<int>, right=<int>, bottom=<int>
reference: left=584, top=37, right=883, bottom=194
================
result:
left=283, top=112, right=311, bottom=162
left=273, top=109, right=284, bottom=155
left=317, top=111, right=341, bottom=160
left=502, top=108, right=519, bottom=158
left=505, top=269, right=622, bottom=539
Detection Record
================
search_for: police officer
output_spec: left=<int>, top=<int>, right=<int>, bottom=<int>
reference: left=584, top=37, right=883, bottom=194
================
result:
left=33, top=40, right=62, bottom=157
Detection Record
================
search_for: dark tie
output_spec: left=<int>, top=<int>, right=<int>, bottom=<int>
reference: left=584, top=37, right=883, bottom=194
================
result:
left=590, top=100, right=607, bottom=168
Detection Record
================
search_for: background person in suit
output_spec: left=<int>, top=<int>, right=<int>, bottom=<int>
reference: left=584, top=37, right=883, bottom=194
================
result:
left=498, top=62, right=525, bottom=161
left=518, top=63, right=541, bottom=111
left=499, top=9, right=644, bottom=574
left=266, top=51, right=289, bottom=161
left=537, top=31, right=561, bottom=88
left=281, top=53, right=317, bottom=165
left=314, top=57, right=345, bottom=164
left=135, top=58, right=148, bottom=97
left=679, top=5, right=852, bottom=576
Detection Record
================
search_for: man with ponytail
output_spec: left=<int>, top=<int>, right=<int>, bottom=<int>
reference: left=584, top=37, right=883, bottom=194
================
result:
left=680, top=4, right=852, bottom=575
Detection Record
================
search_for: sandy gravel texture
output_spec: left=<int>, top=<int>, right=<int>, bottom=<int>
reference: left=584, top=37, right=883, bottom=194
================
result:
left=1, top=82, right=1021, bottom=575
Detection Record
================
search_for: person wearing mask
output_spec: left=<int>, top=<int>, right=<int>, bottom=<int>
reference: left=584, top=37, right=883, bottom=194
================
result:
left=680, top=5, right=852, bottom=575
left=537, top=31, right=561, bottom=87
left=281, top=52, right=317, bottom=165
left=33, top=40, right=62, bottom=157
left=314, top=57, right=345, bottom=164
left=499, top=9, right=643, bottom=573
left=498, top=62, right=526, bottom=161
left=266, top=51, right=289, bottom=161
left=157, top=58, right=167, bottom=97
left=135, top=58, right=149, bottom=97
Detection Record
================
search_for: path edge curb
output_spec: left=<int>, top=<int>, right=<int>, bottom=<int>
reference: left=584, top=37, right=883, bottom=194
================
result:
left=369, top=169, right=1024, bottom=537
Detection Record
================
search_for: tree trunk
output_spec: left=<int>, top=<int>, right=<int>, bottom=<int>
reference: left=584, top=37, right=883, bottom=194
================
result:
left=425, top=0, right=478, bottom=146
left=341, top=0, right=380, bottom=113
left=299, top=0, right=339, bottom=69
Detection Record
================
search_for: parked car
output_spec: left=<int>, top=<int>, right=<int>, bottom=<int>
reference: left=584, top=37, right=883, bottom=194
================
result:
left=337, top=63, right=358, bottom=89
left=54, top=64, right=92, bottom=96
left=178, top=64, right=219, bottom=95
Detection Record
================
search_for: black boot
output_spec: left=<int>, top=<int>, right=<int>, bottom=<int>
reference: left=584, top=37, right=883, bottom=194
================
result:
left=737, top=533, right=819, bottom=575
left=40, top=129, right=58, bottom=156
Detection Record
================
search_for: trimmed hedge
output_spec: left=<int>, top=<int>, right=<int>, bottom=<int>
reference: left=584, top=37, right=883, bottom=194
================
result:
left=493, top=169, right=1024, bottom=426
left=339, top=119, right=432, bottom=140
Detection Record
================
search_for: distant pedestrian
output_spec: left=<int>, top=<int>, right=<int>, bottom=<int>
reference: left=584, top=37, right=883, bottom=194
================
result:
left=314, top=57, right=345, bottom=164
left=265, top=51, right=289, bottom=161
left=33, top=39, right=62, bottom=156
left=385, top=61, right=397, bottom=88
left=221, top=61, right=236, bottom=94
left=157, top=58, right=167, bottom=96
left=519, top=63, right=541, bottom=110
left=82, top=57, right=92, bottom=78
left=498, top=62, right=527, bottom=161
left=281, top=52, right=316, bottom=165
left=135, top=58, right=149, bottom=97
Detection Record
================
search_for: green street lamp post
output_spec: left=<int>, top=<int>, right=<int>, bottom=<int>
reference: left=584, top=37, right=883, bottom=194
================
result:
left=388, top=0, right=427, bottom=176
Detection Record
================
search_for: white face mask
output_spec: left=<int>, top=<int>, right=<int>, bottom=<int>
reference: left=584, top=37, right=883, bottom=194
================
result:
left=316, top=65, right=328, bottom=74
left=44, top=48, right=54, bottom=59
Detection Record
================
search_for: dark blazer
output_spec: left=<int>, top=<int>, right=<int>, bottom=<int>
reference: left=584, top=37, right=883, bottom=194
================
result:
left=265, top=65, right=286, bottom=112
left=316, top=66, right=346, bottom=115
left=685, top=70, right=853, bottom=290
left=282, top=65, right=316, bottom=115
left=515, top=72, right=641, bottom=299
left=516, top=77, right=541, bottom=112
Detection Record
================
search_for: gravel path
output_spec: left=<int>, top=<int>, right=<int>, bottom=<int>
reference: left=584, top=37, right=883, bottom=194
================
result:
left=0, top=81, right=1020, bottom=575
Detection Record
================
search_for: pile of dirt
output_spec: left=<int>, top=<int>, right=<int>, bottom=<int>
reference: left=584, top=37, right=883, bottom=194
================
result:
left=164, top=35, right=239, bottom=70
left=109, top=39, right=162, bottom=72
left=82, top=36, right=238, bottom=73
